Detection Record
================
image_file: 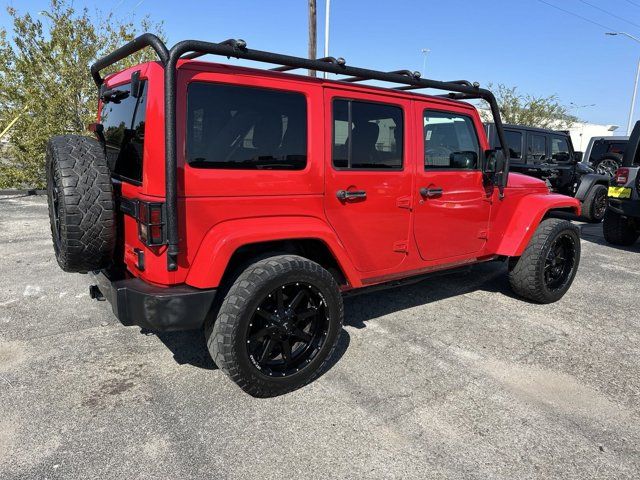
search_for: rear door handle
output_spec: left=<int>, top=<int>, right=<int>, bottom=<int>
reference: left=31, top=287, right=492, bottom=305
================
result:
left=419, top=187, right=443, bottom=198
left=336, top=190, right=367, bottom=201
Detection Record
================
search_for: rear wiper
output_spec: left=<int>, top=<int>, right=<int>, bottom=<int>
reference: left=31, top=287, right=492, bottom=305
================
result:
left=100, top=88, right=130, bottom=104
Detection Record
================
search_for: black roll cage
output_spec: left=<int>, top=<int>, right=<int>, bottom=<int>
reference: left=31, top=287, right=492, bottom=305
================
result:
left=91, top=33, right=510, bottom=272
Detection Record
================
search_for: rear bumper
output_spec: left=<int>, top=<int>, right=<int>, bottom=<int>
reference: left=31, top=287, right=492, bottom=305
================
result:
left=93, top=270, right=217, bottom=332
left=608, top=198, right=640, bottom=218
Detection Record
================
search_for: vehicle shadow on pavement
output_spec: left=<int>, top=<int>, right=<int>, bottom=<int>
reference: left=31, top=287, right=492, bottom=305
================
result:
left=140, top=325, right=352, bottom=375
left=141, top=328, right=218, bottom=370
left=343, top=261, right=515, bottom=329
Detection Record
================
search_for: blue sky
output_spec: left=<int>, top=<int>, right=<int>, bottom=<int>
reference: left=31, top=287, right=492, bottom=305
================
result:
left=3, top=0, right=640, bottom=129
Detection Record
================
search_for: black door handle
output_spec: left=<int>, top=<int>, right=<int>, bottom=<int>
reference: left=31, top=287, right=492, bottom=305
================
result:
left=419, top=187, right=443, bottom=198
left=336, top=190, right=367, bottom=201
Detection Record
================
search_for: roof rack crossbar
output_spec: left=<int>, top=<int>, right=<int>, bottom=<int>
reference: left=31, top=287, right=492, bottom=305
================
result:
left=181, top=38, right=247, bottom=60
left=270, top=56, right=345, bottom=72
left=341, top=69, right=421, bottom=84
left=91, top=34, right=512, bottom=271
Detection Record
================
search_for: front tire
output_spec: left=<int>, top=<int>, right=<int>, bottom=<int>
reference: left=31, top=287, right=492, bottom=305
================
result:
left=603, top=210, right=639, bottom=246
left=207, top=255, right=343, bottom=397
left=508, top=218, right=581, bottom=304
left=581, top=184, right=608, bottom=223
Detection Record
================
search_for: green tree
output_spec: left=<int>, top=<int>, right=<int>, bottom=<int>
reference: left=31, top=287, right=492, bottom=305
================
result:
left=0, top=0, right=164, bottom=189
left=481, top=84, right=578, bottom=130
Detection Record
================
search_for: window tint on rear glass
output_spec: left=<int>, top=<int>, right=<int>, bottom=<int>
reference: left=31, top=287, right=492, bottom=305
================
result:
left=186, top=83, right=307, bottom=170
left=332, top=99, right=403, bottom=170
left=423, top=111, right=479, bottom=169
left=101, top=81, right=147, bottom=183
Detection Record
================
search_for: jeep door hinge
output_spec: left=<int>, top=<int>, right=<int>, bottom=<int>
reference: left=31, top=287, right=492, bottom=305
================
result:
left=396, top=195, right=412, bottom=210
left=478, top=230, right=488, bottom=240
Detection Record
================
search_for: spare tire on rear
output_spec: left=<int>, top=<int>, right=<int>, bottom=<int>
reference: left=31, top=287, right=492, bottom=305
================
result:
left=46, top=135, right=116, bottom=273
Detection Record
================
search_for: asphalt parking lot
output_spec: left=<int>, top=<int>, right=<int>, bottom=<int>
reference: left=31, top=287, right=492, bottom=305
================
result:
left=1, top=194, right=639, bottom=480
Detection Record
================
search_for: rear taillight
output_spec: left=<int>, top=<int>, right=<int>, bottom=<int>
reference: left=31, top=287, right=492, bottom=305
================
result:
left=614, top=168, right=629, bottom=185
left=137, top=202, right=165, bottom=246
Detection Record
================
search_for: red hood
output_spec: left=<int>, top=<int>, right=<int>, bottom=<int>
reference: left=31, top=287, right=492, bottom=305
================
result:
left=506, top=172, right=548, bottom=190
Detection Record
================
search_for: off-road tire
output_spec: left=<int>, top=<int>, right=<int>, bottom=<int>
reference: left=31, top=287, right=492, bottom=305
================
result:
left=603, top=210, right=640, bottom=246
left=581, top=184, right=608, bottom=223
left=46, top=135, right=115, bottom=273
left=207, top=255, right=343, bottom=397
left=508, top=218, right=581, bottom=304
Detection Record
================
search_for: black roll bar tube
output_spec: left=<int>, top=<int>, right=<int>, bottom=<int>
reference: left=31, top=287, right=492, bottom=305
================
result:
left=91, top=34, right=511, bottom=272
left=90, top=33, right=169, bottom=86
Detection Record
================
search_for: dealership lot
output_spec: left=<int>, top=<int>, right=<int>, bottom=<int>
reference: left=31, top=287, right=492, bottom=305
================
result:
left=1, top=194, right=639, bottom=480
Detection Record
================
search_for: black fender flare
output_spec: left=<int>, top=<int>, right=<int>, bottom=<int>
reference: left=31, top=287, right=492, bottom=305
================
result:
left=574, top=173, right=610, bottom=202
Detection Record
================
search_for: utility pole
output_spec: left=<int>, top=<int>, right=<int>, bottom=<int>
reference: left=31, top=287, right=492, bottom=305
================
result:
left=324, top=0, right=331, bottom=79
left=308, top=0, right=317, bottom=77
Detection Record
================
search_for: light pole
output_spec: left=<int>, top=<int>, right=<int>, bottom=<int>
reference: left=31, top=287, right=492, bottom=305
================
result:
left=606, top=32, right=640, bottom=135
left=421, top=48, right=431, bottom=77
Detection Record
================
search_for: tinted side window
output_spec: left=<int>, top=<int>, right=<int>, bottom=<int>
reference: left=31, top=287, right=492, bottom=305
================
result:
left=187, top=83, right=307, bottom=170
left=528, top=134, right=547, bottom=162
left=504, top=130, right=522, bottom=159
left=551, top=135, right=570, bottom=161
left=101, top=81, right=147, bottom=183
left=608, top=142, right=627, bottom=155
left=332, top=99, right=403, bottom=170
left=424, top=111, right=479, bottom=169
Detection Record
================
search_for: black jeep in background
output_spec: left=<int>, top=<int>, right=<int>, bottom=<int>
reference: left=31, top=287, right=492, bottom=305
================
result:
left=486, top=123, right=610, bottom=222
left=582, top=135, right=629, bottom=177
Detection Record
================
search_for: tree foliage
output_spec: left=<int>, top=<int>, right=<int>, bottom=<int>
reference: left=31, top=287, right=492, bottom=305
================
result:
left=481, top=84, right=578, bottom=130
left=0, top=0, right=164, bottom=188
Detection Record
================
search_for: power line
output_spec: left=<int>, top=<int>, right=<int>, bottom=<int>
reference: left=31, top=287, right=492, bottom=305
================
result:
left=624, top=0, right=640, bottom=8
left=579, top=0, right=640, bottom=30
left=536, top=0, right=614, bottom=32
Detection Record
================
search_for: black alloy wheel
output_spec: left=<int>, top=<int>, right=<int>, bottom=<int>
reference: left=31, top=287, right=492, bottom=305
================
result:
left=543, top=233, right=577, bottom=292
left=593, top=188, right=608, bottom=220
left=246, top=282, right=330, bottom=377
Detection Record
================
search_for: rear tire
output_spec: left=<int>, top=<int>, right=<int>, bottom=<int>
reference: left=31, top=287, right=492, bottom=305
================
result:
left=207, top=255, right=343, bottom=397
left=508, top=218, right=581, bottom=304
left=603, top=210, right=639, bottom=246
left=46, top=135, right=115, bottom=273
left=593, top=154, right=622, bottom=177
left=581, top=184, right=608, bottom=223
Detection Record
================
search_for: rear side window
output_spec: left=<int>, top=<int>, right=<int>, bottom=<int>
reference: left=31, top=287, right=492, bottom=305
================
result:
left=503, top=130, right=522, bottom=159
left=186, top=83, right=307, bottom=170
left=551, top=135, right=570, bottom=161
left=528, top=134, right=547, bottom=162
left=332, top=99, right=403, bottom=170
left=101, top=81, right=147, bottom=183
left=423, top=110, right=479, bottom=169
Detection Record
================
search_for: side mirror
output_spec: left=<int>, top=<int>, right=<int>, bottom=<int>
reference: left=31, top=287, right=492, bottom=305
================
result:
left=484, top=149, right=505, bottom=174
left=574, top=151, right=583, bottom=163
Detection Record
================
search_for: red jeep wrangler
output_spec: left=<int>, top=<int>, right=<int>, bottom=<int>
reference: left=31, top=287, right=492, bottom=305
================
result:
left=46, top=34, right=581, bottom=396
